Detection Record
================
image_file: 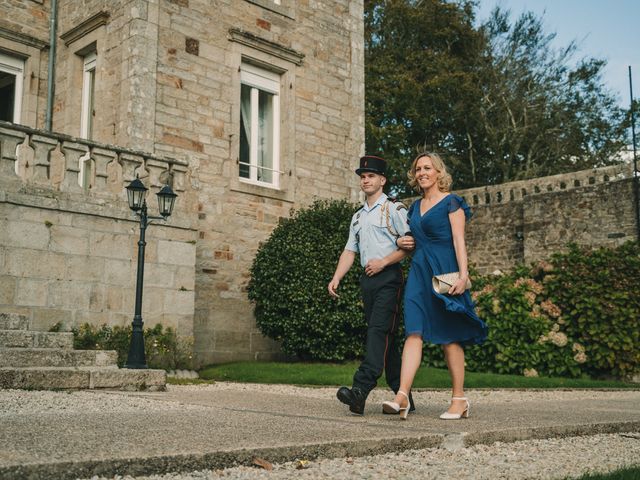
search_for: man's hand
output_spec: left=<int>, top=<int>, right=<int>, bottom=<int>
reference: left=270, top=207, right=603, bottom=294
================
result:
left=365, top=258, right=386, bottom=276
left=396, top=235, right=415, bottom=251
left=328, top=278, right=340, bottom=298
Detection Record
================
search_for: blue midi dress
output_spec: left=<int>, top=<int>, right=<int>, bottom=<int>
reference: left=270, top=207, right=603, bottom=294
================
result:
left=404, top=193, right=488, bottom=346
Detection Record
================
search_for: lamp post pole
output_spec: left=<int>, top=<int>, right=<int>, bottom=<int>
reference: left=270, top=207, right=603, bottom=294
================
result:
left=126, top=199, right=149, bottom=369
left=124, top=179, right=177, bottom=369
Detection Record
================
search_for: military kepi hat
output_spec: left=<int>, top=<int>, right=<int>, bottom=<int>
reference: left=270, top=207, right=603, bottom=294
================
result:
left=355, top=155, right=387, bottom=176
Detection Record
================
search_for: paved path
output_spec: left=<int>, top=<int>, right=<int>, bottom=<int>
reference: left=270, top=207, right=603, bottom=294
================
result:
left=1, top=384, right=639, bottom=479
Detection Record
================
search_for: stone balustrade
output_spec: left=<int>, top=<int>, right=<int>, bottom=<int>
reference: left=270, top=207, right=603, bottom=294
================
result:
left=457, top=162, right=635, bottom=206
left=0, top=121, right=188, bottom=200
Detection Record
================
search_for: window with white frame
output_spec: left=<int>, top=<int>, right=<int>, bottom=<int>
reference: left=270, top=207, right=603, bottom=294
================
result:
left=80, top=51, right=96, bottom=140
left=239, top=63, right=281, bottom=188
left=78, top=51, right=96, bottom=190
left=0, top=52, right=24, bottom=124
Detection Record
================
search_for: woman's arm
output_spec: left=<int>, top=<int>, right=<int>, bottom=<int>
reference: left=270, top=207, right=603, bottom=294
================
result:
left=449, top=208, right=469, bottom=295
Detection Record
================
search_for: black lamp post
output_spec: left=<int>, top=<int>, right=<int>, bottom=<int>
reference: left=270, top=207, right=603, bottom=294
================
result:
left=124, top=177, right=178, bottom=369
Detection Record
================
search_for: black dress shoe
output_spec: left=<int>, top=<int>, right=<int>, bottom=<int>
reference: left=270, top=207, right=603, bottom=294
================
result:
left=384, top=389, right=416, bottom=413
left=336, top=386, right=367, bottom=415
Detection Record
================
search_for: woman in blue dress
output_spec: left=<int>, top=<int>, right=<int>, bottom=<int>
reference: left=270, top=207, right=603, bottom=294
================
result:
left=382, top=152, right=487, bottom=420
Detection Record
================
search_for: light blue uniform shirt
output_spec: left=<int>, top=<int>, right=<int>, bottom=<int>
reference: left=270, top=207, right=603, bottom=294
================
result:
left=345, top=193, right=410, bottom=268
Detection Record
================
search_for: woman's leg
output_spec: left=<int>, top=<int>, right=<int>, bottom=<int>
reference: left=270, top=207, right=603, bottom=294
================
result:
left=442, top=342, right=467, bottom=414
left=392, top=334, right=423, bottom=407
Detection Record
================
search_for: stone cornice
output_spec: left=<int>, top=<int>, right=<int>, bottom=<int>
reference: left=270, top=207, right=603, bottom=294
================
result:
left=60, top=11, right=110, bottom=46
left=228, top=28, right=304, bottom=66
left=0, top=26, right=49, bottom=50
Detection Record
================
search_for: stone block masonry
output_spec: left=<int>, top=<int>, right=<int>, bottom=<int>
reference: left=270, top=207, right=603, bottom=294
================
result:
left=0, top=123, right=197, bottom=339
left=456, top=163, right=638, bottom=274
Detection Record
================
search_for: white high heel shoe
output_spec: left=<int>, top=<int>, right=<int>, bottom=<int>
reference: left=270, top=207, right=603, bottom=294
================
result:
left=382, top=390, right=410, bottom=419
left=439, top=396, right=470, bottom=420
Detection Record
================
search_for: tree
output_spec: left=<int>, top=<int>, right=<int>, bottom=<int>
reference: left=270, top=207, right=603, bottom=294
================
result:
left=474, top=8, right=629, bottom=184
left=365, top=0, right=486, bottom=196
left=365, top=1, right=630, bottom=194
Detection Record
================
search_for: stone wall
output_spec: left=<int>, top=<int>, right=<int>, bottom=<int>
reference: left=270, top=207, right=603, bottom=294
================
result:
left=456, top=163, right=638, bottom=274
left=0, top=122, right=198, bottom=337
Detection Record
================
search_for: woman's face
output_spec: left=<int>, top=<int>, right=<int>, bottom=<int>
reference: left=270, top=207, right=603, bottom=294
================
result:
left=414, top=156, right=437, bottom=192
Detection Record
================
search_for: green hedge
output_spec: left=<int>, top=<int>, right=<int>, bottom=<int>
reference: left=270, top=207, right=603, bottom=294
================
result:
left=248, top=199, right=368, bottom=361
left=71, top=323, right=193, bottom=370
left=249, top=199, right=640, bottom=379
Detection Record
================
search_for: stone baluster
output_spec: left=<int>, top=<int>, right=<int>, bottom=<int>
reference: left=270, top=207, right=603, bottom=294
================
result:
left=171, top=164, right=187, bottom=192
left=120, top=153, right=144, bottom=182
left=146, top=158, right=167, bottom=187
left=133, top=161, right=149, bottom=182
left=61, top=141, right=89, bottom=193
left=92, top=147, right=118, bottom=191
left=15, top=135, right=35, bottom=180
left=31, top=134, right=59, bottom=184
left=0, top=127, right=26, bottom=178
left=106, top=155, right=124, bottom=194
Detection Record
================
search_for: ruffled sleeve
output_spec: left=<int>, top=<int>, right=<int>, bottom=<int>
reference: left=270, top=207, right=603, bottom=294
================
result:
left=448, top=194, right=472, bottom=221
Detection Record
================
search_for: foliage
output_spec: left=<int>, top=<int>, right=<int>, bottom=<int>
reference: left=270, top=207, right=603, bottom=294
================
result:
left=458, top=266, right=583, bottom=378
left=365, top=0, right=486, bottom=195
left=249, top=201, right=639, bottom=379
left=364, top=1, right=630, bottom=194
left=48, top=322, right=63, bottom=332
left=474, top=8, right=628, bottom=184
left=72, top=323, right=194, bottom=370
left=543, top=242, right=640, bottom=379
left=248, top=199, right=368, bottom=361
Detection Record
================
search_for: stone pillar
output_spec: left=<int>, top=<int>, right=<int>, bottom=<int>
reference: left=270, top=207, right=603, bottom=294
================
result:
left=117, top=0, right=159, bottom=153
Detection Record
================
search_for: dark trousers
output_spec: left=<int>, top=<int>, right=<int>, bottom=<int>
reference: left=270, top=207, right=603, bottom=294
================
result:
left=352, top=264, right=404, bottom=395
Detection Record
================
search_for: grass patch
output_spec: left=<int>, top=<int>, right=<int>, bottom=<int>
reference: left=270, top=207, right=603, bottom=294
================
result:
left=199, top=361, right=638, bottom=389
left=573, top=466, right=640, bottom=479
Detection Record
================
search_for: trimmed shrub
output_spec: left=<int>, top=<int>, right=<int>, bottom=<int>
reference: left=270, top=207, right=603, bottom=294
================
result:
left=248, top=199, right=368, bottom=361
left=72, top=323, right=194, bottom=370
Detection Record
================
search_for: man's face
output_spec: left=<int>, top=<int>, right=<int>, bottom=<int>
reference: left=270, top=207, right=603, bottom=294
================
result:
left=360, top=172, right=386, bottom=195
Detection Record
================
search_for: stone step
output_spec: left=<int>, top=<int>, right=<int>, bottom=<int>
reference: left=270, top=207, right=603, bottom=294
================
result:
left=0, top=330, right=74, bottom=349
left=0, top=313, right=29, bottom=330
left=0, top=348, right=118, bottom=368
left=0, top=366, right=166, bottom=391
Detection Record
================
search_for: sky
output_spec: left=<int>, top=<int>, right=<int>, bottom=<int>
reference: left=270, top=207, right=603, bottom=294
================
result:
left=474, top=0, right=640, bottom=108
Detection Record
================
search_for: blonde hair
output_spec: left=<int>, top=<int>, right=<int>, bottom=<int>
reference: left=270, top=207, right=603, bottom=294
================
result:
left=407, top=152, right=453, bottom=194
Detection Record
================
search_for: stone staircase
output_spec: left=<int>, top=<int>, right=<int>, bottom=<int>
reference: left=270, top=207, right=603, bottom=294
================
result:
left=0, top=313, right=166, bottom=390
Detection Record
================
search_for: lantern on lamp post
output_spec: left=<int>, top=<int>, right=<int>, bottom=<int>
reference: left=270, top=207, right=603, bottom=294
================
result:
left=124, top=177, right=178, bottom=369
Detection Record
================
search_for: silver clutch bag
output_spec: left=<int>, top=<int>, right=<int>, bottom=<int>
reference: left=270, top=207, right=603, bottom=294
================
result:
left=432, top=272, right=471, bottom=295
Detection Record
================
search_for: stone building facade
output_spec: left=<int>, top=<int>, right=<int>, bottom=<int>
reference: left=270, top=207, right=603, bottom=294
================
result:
left=1, top=0, right=364, bottom=366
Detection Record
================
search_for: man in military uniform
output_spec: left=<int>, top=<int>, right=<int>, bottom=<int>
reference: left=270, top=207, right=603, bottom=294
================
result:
left=328, top=155, right=415, bottom=415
